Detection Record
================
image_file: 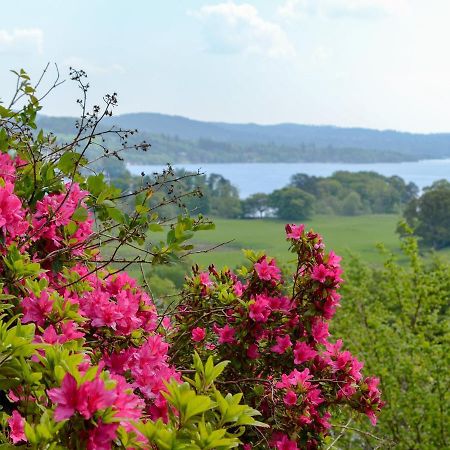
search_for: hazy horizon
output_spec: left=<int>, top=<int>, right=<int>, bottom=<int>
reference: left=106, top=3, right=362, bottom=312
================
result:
left=2, top=1, right=450, bottom=133
left=39, top=110, right=450, bottom=136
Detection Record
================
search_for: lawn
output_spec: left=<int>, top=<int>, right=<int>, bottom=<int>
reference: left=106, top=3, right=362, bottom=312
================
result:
left=190, top=214, right=402, bottom=268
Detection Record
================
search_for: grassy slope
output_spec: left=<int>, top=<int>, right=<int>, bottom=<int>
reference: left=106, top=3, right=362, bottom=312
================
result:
left=190, top=214, right=401, bottom=269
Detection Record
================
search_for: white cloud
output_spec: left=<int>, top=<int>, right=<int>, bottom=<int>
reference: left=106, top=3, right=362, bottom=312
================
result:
left=278, top=0, right=409, bottom=20
left=0, top=28, right=44, bottom=54
left=63, top=57, right=125, bottom=75
left=193, top=2, right=295, bottom=58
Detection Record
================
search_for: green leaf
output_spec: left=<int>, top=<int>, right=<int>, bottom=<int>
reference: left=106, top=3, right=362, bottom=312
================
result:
left=149, top=223, right=164, bottom=232
left=57, top=151, right=87, bottom=174
left=72, top=207, right=88, bottom=222
left=0, top=128, right=9, bottom=152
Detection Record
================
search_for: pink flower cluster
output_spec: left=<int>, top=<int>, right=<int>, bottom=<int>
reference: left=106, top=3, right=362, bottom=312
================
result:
left=32, top=182, right=93, bottom=254
left=0, top=154, right=177, bottom=448
left=174, top=222, right=384, bottom=448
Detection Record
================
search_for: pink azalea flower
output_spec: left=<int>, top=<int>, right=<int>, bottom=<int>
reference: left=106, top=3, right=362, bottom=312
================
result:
left=338, top=383, right=357, bottom=399
left=87, top=420, right=118, bottom=450
left=216, top=324, right=236, bottom=344
left=0, top=153, right=16, bottom=182
left=0, top=181, right=28, bottom=238
left=199, top=272, right=213, bottom=287
left=276, top=368, right=312, bottom=390
left=249, top=295, right=271, bottom=322
left=41, top=325, right=59, bottom=344
left=324, top=339, right=343, bottom=358
left=306, top=387, right=324, bottom=406
left=254, top=257, right=281, bottom=282
left=191, top=327, right=206, bottom=342
left=246, top=343, right=260, bottom=359
left=60, top=320, right=85, bottom=341
left=78, top=378, right=116, bottom=420
left=317, top=412, right=332, bottom=430
left=273, top=434, right=299, bottom=450
left=271, top=335, right=292, bottom=354
left=311, top=264, right=331, bottom=283
left=285, top=223, right=305, bottom=240
left=8, top=410, right=26, bottom=444
left=327, top=250, right=342, bottom=267
left=366, top=410, right=378, bottom=426
left=233, top=280, right=244, bottom=296
left=283, top=390, right=297, bottom=406
left=21, top=291, right=53, bottom=327
left=47, top=373, right=80, bottom=421
left=293, top=341, right=317, bottom=365
left=311, top=318, right=329, bottom=344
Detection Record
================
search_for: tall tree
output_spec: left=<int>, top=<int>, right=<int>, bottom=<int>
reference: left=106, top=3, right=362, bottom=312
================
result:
left=269, top=187, right=314, bottom=220
left=403, top=179, right=450, bottom=248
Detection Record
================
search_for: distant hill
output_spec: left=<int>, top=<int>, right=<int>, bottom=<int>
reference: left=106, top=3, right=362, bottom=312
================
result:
left=36, top=113, right=450, bottom=163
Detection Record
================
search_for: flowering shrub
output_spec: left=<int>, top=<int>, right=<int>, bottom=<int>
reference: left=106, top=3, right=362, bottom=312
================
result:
left=0, top=69, right=382, bottom=449
left=170, top=223, right=384, bottom=448
left=0, top=69, right=263, bottom=449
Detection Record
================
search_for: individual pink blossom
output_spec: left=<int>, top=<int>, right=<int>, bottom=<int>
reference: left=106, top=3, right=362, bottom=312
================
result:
left=111, top=375, right=143, bottom=420
left=47, top=373, right=80, bottom=421
left=246, top=343, right=260, bottom=359
left=338, top=383, right=357, bottom=399
left=199, top=271, right=213, bottom=287
left=306, top=387, right=324, bottom=406
left=285, top=223, right=304, bottom=240
left=254, top=257, right=281, bottom=282
left=191, top=327, right=206, bottom=342
left=161, top=316, right=172, bottom=329
left=0, top=181, right=28, bottom=239
left=41, top=325, right=58, bottom=344
left=268, top=296, right=292, bottom=313
left=324, top=339, right=343, bottom=358
left=311, top=264, right=331, bottom=283
left=78, top=378, right=116, bottom=419
left=249, top=295, right=271, bottom=322
left=21, top=291, right=53, bottom=327
left=317, top=412, right=332, bottom=430
left=234, top=280, right=244, bottom=296
left=87, top=420, right=118, bottom=450
left=60, top=320, right=85, bottom=341
left=366, top=410, right=378, bottom=426
left=8, top=410, right=26, bottom=444
left=271, top=335, right=292, bottom=354
left=283, top=390, right=297, bottom=406
left=0, top=153, right=16, bottom=182
left=311, top=318, right=329, bottom=344
left=216, top=324, right=236, bottom=344
left=361, top=376, right=384, bottom=425
left=327, top=250, right=342, bottom=267
left=293, top=341, right=317, bottom=365
left=273, top=434, right=299, bottom=450
left=321, top=292, right=341, bottom=319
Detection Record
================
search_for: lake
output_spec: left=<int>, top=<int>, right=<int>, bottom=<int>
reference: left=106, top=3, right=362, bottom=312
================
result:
left=127, top=159, right=450, bottom=198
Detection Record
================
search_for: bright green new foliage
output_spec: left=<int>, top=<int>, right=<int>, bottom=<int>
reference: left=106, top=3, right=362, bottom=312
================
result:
left=333, top=236, right=450, bottom=449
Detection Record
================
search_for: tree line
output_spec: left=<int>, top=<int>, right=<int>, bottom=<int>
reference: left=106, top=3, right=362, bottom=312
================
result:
left=99, top=157, right=450, bottom=250
left=183, top=171, right=418, bottom=220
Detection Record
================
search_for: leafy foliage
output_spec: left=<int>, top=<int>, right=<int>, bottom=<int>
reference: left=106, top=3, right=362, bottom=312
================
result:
left=402, top=179, right=450, bottom=248
left=0, top=68, right=386, bottom=449
left=333, top=236, right=450, bottom=449
left=0, top=68, right=261, bottom=449
left=290, top=172, right=418, bottom=216
left=169, top=224, right=384, bottom=448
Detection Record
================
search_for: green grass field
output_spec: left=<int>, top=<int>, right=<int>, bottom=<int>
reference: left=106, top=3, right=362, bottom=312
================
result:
left=190, top=214, right=402, bottom=268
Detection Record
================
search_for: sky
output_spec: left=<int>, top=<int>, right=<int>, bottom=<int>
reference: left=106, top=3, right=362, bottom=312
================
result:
left=1, top=0, right=450, bottom=133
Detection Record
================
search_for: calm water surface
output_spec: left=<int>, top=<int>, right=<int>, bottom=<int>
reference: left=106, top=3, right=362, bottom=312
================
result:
left=127, top=160, right=450, bottom=198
